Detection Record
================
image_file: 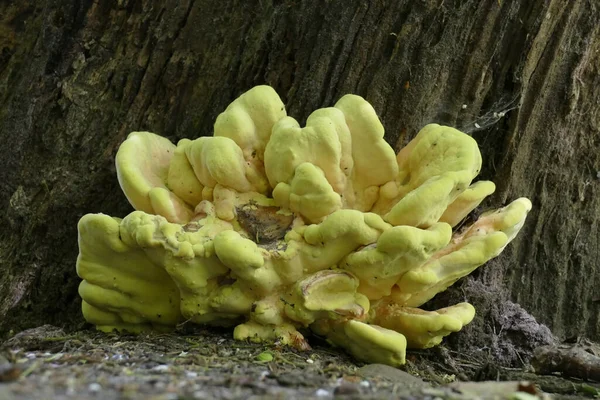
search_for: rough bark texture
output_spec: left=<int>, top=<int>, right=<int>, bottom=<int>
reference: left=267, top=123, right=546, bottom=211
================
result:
left=1, top=0, right=599, bottom=341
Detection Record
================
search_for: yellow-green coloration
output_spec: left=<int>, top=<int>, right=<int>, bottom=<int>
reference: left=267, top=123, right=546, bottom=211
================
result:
left=371, top=302, right=476, bottom=348
left=76, top=214, right=182, bottom=332
left=76, top=85, right=532, bottom=367
left=255, top=351, right=274, bottom=362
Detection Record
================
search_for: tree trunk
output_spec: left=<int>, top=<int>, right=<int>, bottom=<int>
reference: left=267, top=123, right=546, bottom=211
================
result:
left=1, top=0, right=599, bottom=341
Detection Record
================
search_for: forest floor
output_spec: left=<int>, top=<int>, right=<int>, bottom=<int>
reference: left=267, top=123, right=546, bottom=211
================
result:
left=0, top=325, right=598, bottom=400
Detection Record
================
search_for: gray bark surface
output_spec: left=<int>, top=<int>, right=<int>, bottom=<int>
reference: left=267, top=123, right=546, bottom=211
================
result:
left=1, top=0, right=599, bottom=340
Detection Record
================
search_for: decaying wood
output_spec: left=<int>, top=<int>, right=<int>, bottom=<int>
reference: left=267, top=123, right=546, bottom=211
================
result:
left=236, top=204, right=294, bottom=244
left=533, top=342, right=600, bottom=382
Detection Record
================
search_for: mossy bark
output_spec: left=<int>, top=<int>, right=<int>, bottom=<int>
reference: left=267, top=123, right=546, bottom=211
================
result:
left=1, top=0, right=599, bottom=340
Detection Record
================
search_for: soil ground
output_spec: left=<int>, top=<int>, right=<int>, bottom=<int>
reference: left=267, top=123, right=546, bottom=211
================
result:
left=1, top=325, right=599, bottom=399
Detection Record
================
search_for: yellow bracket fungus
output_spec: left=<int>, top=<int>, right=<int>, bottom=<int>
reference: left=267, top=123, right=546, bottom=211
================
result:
left=76, top=85, right=531, bottom=367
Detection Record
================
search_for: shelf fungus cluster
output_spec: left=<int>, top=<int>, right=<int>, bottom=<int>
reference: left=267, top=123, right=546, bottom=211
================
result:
left=76, top=85, right=531, bottom=366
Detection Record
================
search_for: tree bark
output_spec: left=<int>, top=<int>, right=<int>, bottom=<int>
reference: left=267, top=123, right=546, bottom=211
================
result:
left=1, top=0, right=599, bottom=341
